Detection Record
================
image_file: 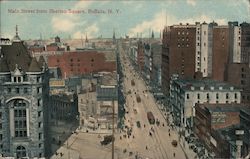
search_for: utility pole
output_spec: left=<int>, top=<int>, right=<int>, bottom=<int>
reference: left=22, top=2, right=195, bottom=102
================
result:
left=112, top=99, right=115, bottom=159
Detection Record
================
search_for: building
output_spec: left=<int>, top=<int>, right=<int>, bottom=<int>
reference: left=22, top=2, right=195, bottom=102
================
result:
left=194, top=104, right=249, bottom=158
left=151, top=42, right=162, bottom=88
left=78, top=72, right=118, bottom=132
left=48, top=51, right=116, bottom=78
left=195, top=22, right=215, bottom=77
left=212, top=25, right=230, bottom=81
left=240, top=22, right=250, bottom=64
left=0, top=27, right=49, bottom=158
left=226, top=22, right=250, bottom=103
left=226, top=63, right=250, bottom=103
left=50, top=92, right=78, bottom=121
left=162, top=23, right=197, bottom=95
left=169, top=78, right=241, bottom=129
left=240, top=108, right=250, bottom=157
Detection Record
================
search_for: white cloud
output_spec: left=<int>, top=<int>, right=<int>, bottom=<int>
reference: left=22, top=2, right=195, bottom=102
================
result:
left=74, top=1, right=93, bottom=9
left=51, top=1, right=93, bottom=33
left=128, top=12, right=227, bottom=37
left=51, top=16, right=75, bottom=32
left=187, top=0, right=196, bottom=6
left=181, top=15, right=226, bottom=25
left=128, top=12, right=176, bottom=37
left=73, top=23, right=99, bottom=39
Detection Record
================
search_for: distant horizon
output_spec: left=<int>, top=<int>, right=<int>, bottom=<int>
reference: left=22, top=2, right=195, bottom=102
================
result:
left=1, top=0, right=249, bottom=40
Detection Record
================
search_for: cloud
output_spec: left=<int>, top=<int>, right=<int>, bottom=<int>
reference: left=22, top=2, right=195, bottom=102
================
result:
left=187, top=0, right=196, bottom=6
left=128, top=12, right=227, bottom=37
left=128, top=12, right=167, bottom=37
left=73, top=23, right=99, bottom=39
left=51, top=1, right=93, bottom=33
left=74, top=1, right=93, bottom=10
left=181, top=15, right=226, bottom=25
left=51, top=16, right=75, bottom=32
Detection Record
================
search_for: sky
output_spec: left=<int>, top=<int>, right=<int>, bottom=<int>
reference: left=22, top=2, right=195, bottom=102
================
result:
left=0, top=0, right=250, bottom=40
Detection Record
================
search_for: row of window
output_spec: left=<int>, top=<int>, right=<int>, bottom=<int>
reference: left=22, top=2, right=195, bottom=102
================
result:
left=177, top=43, right=190, bottom=48
left=11, top=76, right=41, bottom=83
left=7, top=87, right=42, bottom=94
left=186, top=93, right=238, bottom=100
left=57, top=58, right=95, bottom=63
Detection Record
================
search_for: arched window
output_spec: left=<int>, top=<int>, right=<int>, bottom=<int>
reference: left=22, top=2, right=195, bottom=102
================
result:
left=13, top=99, right=27, bottom=138
left=16, top=146, right=26, bottom=158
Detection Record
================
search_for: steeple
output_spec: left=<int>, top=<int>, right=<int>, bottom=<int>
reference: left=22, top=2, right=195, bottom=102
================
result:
left=85, top=33, right=89, bottom=43
left=13, top=25, right=21, bottom=42
left=113, top=28, right=116, bottom=44
left=113, top=28, right=116, bottom=40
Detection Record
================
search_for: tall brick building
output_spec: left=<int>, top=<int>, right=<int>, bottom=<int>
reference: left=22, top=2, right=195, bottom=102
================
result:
left=162, top=24, right=197, bottom=95
left=48, top=51, right=116, bottom=78
left=212, top=26, right=230, bottom=82
left=226, top=22, right=250, bottom=103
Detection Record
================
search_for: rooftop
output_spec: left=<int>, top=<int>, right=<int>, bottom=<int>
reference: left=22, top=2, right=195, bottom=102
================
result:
left=197, top=103, right=250, bottom=113
left=174, top=79, right=240, bottom=91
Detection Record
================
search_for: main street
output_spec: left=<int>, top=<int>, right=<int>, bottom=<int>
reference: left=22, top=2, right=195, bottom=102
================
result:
left=114, top=40, right=197, bottom=159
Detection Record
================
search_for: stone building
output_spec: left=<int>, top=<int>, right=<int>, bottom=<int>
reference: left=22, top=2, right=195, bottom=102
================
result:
left=0, top=27, right=49, bottom=158
left=169, top=77, right=241, bottom=129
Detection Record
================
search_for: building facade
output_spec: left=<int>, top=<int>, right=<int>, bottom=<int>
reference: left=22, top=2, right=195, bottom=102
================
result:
left=169, top=78, right=241, bottom=128
left=161, top=24, right=197, bottom=95
left=0, top=30, right=49, bottom=158
left=48, top=51, right=116, bottom=78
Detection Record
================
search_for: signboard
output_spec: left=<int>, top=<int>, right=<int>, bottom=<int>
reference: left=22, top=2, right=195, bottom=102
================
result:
left=211, top=112, right=226, bottom=123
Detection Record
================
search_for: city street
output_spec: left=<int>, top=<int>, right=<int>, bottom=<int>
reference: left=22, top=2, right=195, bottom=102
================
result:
left=50, top=40, right=197, bottom=159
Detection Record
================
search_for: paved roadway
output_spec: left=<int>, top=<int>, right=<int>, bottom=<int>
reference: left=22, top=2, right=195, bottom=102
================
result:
left=114, top=41, right=197, bottom=159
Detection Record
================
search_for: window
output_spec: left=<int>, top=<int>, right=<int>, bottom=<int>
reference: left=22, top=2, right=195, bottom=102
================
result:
left=39, top=143, right=42, bottom=148
left=235, top=93, right=237, bottom=99
left=204, top=43, right=206, bottom=46
left=24, top=88, right=28, bottom=93
left=57, top=59, right=60, bottom=63
left=38, top=122, right=42, bottom=128
left=0, top=134, right=2, bottom=140
left=38, top=111, right=41, bottom=117
left=197, top=42, right=200, bottom=46
left=207, top=93, right=209, bottom=99
left=37, top=77, right=41, bottom=83
left=241, top=68, right=245, bottom=72
left=91, top=58, right=94, bottom=62
left=13, top=100, right=27, bottom=138
left=39, top=133, right=42, bottom=140
left=16, top=146, right=26, bottom=158
left=16, top=88, right=20, bottom=94
left=226, top=93, right=229, bottom=99
left=241, top=80, right=245, bottom=85
left=197, top=93, right=200, bottom=99
left=216, top=93, right=219, bottom=99
left=8, top=88, right=11, bottom=93
left=186, top=94, right=189, bottom=99
left=37, top=87, right=42, bottom=94
left=204, top=31, right=206, bottom=35
left=238, top=42, right=241, bottom=46
left=70, top=58, right=73, bottom=62
left=38, top=99, right=41, bottom=107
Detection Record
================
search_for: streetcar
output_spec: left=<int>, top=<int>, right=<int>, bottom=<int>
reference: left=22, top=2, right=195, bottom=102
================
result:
left=147, top=111, right=155, bottom=124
